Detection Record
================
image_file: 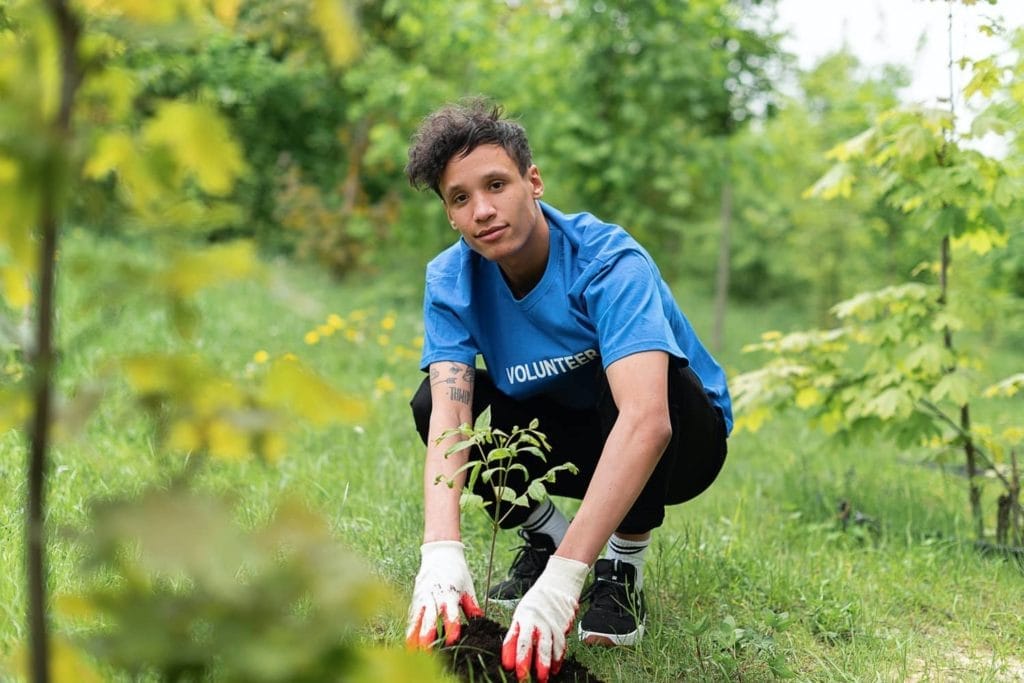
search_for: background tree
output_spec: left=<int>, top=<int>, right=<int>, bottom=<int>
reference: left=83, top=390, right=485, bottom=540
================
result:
left=722, top=52, right=918, bottom=323
left=732, top=11, right=1024, bottom=548
left=0, top=1, right=440, bottom=680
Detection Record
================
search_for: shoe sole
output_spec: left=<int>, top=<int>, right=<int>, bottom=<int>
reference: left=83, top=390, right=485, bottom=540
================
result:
left=578, top=621, right=645, bottom=647
left=485, top=596, right=520, bottom=608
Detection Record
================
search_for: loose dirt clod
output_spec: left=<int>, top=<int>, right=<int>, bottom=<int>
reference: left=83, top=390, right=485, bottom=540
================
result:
left=441, top=617, right=606, bottom=683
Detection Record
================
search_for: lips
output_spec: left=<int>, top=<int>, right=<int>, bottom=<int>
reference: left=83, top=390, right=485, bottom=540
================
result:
left=475, top=224, right=508, bottom=241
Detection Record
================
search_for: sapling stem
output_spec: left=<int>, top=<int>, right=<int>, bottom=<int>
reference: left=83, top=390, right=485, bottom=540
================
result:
left=436, top=407, right=576, bottom=624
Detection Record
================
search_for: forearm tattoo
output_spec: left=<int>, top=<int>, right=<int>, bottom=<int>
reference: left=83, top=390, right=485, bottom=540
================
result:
left=431, top=363, right=474, bottom=405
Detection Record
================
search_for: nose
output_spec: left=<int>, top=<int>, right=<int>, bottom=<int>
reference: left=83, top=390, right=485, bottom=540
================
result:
left=471, top=195, right=496, bottom=223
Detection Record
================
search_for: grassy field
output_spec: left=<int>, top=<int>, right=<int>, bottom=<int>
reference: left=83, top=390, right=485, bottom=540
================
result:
left=1, top=232, right=1022, bottom=681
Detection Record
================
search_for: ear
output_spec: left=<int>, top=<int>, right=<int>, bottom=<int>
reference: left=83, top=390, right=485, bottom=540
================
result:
left=527, top=164, right=544, bottom=198
left=443, top=202, right=458, bottom=229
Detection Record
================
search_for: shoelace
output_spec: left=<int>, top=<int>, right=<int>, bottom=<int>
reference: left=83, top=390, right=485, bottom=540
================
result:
left=507, top=530, right=550, bottom=579
left=581, top=574, right=635, bottom=615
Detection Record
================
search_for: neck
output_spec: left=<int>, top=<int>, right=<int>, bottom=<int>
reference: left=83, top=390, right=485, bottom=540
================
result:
left=503, top=269, right=541, bottom=299
left=500, top=219, right=549, bottom=298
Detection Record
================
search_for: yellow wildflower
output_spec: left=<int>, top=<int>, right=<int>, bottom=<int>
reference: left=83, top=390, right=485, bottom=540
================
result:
left=317, top=324, right=334, bottom=337
left=375, top=375, right=396, bottom=393
left=381, top=315, right=396, bottom=331
left=304, top=331, right=320, bottom=345
left=168, top=419, right=201, bottom=452
left=377, top=334, right=391, bottom=347
left=259, top=431, right=287, bottom=464
left=208, top=419, right=250, bottom=461
left=253, top=350, right=270, bottom=364
left=327, top=313, right=345, bottom=329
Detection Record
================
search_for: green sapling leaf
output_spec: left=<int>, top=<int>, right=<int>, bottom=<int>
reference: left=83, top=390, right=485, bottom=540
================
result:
left=507, top=463, right=529, bottom=477
left=519, top=446, right=547, bottom=460
left=527, top=480, right=547, bottom=501
left=465, top=462, right=481, bottom=491
left=474, top=406, right=492, bottom=431
left=518, top=434, right=540, bottom=447
left=487, top=447, right=513, bottom=462
left=541, top=462, right=578, bottom=483
left=459, top=491, right=487, bottom=512
left=451, top=460, right=482, bottom=479
left=444, top=440, right=477, bottom=457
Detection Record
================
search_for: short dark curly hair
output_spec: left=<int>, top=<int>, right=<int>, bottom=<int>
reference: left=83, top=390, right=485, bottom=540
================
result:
left=405, top=98, right=533, bottom=198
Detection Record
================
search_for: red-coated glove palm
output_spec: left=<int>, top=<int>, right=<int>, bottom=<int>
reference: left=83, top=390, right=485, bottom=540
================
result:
left=501, top=555, right=590, bottom=682
left=406, top=541, right=483, bottom=649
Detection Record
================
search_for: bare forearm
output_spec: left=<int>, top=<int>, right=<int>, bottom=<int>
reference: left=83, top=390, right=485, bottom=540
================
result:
left=553, top=351, right=673, bottom=565
left=423, top=417, right=470, bottom=542
left=422, top=361, right=475, bottom=542
left=555, top=413, right=670, bottom=565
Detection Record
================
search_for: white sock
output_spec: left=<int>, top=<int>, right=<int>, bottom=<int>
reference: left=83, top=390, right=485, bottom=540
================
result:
left=605, top=533, right=651, bottom=589
left=520, top=498, right=569, bottom=546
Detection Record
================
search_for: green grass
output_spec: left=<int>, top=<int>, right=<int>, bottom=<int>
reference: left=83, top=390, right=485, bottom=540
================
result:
left=1, top=231, right=1022, bottom=681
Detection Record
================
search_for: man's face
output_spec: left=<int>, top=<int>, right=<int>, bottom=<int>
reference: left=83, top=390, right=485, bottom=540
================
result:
left=439, top=144, right=546, bottom=266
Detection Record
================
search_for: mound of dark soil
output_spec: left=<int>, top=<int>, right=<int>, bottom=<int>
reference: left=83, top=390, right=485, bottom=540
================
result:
left=441, top=617, right=606, bottom=683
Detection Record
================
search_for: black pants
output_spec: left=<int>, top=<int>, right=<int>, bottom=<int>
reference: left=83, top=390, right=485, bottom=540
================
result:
left=410, top=359, right=727, bottom=534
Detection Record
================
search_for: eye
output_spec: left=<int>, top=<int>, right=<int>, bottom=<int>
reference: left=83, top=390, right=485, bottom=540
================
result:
left=451, top=193, right=468, bottom=205
left=489, top=180, right=505, bottom=191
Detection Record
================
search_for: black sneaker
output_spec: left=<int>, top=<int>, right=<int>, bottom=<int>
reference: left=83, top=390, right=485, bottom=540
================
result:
left=578, top=559, right=647, bottom=646
left=486, top=529, right=556, bottom=606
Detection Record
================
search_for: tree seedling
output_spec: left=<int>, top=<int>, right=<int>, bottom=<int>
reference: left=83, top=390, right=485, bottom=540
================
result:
left=435, top=405, right=577, bottom=617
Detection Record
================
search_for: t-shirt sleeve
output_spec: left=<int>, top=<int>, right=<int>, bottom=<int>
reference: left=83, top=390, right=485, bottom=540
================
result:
left=420, top=276, right=478, bottom=371
left=583, top=251, right=684, bottom=367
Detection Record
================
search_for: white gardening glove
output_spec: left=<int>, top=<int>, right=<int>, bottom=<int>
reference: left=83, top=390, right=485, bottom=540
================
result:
left=501, top=555, right=590, bottom=682
left=406, top=540, right=483, bottom=649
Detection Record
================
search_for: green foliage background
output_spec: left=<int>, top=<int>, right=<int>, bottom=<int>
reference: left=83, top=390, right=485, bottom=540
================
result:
left=0, top=0, right=1022, bottom=680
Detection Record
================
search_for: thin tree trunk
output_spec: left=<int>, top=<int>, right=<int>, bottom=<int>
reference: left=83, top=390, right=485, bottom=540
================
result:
left=939, top=1, right=983, bottom=540
left=28, top=3, right=80, bottom=681
left=712, top=156, right=732, bottom=354
left=960, top=403, right=983, bottom=539
left=938, top=235, right=983, bottom=538
left=1010, top=450, right=1021, bottom=546
left=27, top=196, right=56, bottom=683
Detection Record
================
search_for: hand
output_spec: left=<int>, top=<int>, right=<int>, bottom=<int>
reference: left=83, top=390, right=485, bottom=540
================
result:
left=502, top=555, right=590, bottom=682
left=406, top=540, right=484, bottom=649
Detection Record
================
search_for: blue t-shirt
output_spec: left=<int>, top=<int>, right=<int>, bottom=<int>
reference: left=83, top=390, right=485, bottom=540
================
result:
left=420, top=202, right=733, bottom=433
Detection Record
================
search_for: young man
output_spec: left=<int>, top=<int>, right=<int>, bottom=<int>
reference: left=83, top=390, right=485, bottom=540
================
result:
left=404, top=100, right=731, bottom=682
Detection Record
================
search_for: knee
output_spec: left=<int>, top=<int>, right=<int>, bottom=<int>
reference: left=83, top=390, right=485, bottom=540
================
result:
left=617, top=508, right=664, bottom=534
